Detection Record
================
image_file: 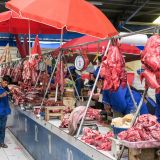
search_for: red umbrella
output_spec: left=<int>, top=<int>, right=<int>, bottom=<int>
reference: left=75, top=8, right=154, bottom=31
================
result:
left=31, top=35, right=42, bottom=55
left=62, top=35, right=141, bottom=55
left=6, top=0, right=118, bottom=38
left=0, top=11, right=61, bottom=34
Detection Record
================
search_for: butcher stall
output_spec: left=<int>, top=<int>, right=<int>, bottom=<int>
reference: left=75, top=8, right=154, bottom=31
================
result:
left=0, top=26, right=159, bottom=160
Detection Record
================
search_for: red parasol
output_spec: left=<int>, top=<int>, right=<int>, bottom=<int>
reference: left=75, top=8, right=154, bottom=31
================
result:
left=6, top=0, right=118, bottom=38
left=62, top=35, right=141, bottom=55
left=0, top=11, right=61, bottom=34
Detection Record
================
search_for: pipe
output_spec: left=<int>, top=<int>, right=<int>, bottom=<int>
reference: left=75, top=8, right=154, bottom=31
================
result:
left=75, top=39, right=111, bottom=138
left=63, top=26, right=160, bottom=50
left=123, top=0, right=150, bottom=26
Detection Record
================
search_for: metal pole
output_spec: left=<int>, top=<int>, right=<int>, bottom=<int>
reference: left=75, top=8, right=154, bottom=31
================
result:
left=63, top=26, right=160, bottom=50
left=55, top=28, right=64, bottom=101
left=62, top=54, right=81, bottom=101
left=76, top=39, right=112, bottom=138
left=130, top=88, right=148, bottom=126
left=40, top=54, right=60, bottom=108
left=28, top=20, right=31, bottom=58
left=117, top=88, right=148, bottom=160
left=34, top=70, right=42, bottom=89
left=123, top=0, right=150, bottom=26
left=127, top=82, right=138, bottom=109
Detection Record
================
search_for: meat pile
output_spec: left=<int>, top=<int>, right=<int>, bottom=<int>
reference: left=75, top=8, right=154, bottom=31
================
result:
left=86, top=108, right=101, bottom=121
left=141, top=35, right=160, bottom=89
left=118, top=114, right=160, bottom=142
left=100, top=46, right=127, bottom=91
left=68, top=106, right=101, bottom=135
left=44, top=100, right=64, bottom=106
left=81, top=127, right=114, bottom=151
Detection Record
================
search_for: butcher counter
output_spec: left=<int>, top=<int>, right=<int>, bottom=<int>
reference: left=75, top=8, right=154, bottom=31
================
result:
left=8, top=106, right=121, bottom=160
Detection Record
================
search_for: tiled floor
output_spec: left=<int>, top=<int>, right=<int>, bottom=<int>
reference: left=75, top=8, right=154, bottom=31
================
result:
left=0, top=129, right=34, bottom=160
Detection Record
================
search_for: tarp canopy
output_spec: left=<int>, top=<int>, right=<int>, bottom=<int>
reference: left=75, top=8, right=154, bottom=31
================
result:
left=6, top=0, right=118, bottom=38
left=0, top=11, right=62, bottom=34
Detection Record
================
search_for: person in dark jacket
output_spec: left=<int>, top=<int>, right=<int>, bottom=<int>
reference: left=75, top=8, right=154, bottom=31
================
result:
left=0, top=75, right=12, bottom=148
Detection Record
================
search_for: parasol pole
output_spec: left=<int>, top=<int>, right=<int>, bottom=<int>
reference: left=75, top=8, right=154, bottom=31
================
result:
left=28, top=20, right=31, bottom=58
left=55, top=28, right=64, bottom=102
left=76, top=39, right=112, bottom=138
left=40, top=54, right=60, bottom=108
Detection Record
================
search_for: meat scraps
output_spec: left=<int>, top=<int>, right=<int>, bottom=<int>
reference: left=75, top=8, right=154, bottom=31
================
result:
left=118, top=114, right=160, bottom=142
left=81, top=127, right=114, bottom=151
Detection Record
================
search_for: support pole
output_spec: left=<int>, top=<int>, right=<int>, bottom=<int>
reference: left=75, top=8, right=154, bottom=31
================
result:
left=127, top=82, right=138, bottom=110
left=40, top=54, right=60, bottom=108
left=28, top=20, right=31, bottom=57
left=117, top=88, right=148, bottom=160
left=123, top=0, right=150, bottom=26
left=76, top=39, right=112, bottom=138
left=62, top=54, right=81, bottom=101
left=55, top=28, right=64, bottom=101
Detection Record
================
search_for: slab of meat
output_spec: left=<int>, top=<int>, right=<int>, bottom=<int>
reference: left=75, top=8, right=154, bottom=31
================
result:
left=100, top=46, right=127, bottom=91
left=141, top=35, right=160, bottom=89
left=68, top=106, right=86, bottom=135
left=81, top=127, right=113, bottom=151
left=55, top=60, right=65, bottom=93
left=118, top=114, right=160, bottom=142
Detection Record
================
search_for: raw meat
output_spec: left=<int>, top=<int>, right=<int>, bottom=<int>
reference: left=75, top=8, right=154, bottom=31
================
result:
left=55, top=60, right=65, bottom=93
left=118, top=114, right=160, bottom=142
left=100, top=46, right=127, bottom=91
left=141, top=35, right=160, bottom=89
left=81, top=127, right=114, bottom=151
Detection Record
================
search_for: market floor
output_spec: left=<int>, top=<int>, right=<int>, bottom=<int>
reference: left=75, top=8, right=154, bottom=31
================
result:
left=0, top=129, right=34, bottom=160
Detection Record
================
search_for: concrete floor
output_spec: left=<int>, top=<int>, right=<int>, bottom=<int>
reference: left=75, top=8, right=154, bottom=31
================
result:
left=0, top=129, right=34, bottom=160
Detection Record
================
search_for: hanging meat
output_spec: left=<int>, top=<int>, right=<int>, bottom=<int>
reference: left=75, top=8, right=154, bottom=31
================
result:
left=82, top=50, right=89, bottom=71
left=141, top=35, right=160, bottom=89
left=100, top=46, right=127, bottom=91
left=54, top=59, right=65, bottom=93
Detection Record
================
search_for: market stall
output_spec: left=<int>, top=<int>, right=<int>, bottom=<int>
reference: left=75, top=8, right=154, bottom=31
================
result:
left=0, top=0, right=159, bottom=159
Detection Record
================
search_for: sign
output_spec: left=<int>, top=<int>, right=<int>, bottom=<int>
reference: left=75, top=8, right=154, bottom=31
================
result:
left=75, top=55, right=84, bottom=71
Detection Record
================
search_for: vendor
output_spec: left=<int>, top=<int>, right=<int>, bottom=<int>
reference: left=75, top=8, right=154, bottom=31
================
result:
left=0, top=75, right=12, bottom=148
left=102, top=85, right=149, bottom=117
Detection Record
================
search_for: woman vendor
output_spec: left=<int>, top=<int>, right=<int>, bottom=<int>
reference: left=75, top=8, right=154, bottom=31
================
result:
left=102, top=85, right=149, bottom=117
